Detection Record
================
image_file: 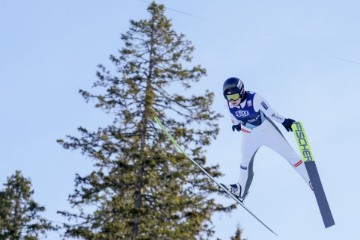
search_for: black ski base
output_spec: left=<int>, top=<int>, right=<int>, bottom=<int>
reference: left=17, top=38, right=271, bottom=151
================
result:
left=305, top=161, right=335, bottom=228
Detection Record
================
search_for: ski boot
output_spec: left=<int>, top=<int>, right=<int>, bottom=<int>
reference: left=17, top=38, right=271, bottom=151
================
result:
left=220, top=183, right=247, bottom=202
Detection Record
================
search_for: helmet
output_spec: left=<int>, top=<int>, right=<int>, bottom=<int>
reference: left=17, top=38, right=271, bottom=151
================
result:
left=223, top=77, right=245, bottom=99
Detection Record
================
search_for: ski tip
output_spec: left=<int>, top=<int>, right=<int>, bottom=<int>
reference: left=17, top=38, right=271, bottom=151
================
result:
left=324, top=219, right=335, bottom=228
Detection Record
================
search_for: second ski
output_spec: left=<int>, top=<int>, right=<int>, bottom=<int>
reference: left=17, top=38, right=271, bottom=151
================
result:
left=154, top=116, right=278, bottom=236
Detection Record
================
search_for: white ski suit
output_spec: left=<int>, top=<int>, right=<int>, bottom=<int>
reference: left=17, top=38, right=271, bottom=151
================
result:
left=226, top=91, right=311, bottom=199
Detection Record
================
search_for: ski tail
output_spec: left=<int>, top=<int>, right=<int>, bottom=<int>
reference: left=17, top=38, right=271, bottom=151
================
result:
left=154, top=117, right=278, bottom=236
left=292, top=121, right=335, bottom=228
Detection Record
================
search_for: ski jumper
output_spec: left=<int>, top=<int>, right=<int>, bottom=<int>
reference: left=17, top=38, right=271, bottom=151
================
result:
left=227, top=91, right=310, bottom=199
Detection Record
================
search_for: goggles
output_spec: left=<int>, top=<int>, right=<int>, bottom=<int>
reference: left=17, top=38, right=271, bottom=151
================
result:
left=226, top=93, right=241, bottom=101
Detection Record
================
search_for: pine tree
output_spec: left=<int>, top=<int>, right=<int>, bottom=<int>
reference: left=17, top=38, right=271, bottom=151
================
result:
left=230, top=226, right=245, bottom=240
left=57, top=2, right=234, bottom=239
left=0, top=171, right=57, bottom=240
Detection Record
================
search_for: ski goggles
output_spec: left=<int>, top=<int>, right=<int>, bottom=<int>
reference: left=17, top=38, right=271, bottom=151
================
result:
left=226, top=93, right=241, bottom=101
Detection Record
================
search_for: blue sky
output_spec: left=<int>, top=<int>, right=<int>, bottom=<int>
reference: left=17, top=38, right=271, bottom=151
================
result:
left=1, top=0, right=360, bottom=239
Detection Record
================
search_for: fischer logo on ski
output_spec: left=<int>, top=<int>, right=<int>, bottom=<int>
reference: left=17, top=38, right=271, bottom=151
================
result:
left=292, top=121, right=335, bottom=228
left=154, top=117, right=278, bottom=236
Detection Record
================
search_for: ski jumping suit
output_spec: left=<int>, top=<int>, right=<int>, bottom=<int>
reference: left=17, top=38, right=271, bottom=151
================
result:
left=227, top=91, right=311, bottom=199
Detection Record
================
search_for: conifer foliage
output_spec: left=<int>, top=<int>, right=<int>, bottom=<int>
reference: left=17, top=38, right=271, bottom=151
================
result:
left=0, top=171, right=57, bottom=240
left=58, top=2, right=233, bottom=239
left=230, top=226, right=245, bottom=240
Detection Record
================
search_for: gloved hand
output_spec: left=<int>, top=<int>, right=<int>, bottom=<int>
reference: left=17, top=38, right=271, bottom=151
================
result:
left=282, top=118, right=296, bottom=132
left=232, top=123, right=242, bottom=132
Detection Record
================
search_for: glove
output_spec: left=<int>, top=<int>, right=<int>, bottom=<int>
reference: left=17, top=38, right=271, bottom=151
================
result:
left=282, top=118, right=296, bottom=132
left=232, top=123, right=242, bottom=132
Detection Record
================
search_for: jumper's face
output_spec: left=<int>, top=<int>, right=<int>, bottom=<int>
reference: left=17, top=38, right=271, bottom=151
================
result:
left=226, top=93, right=241, bottom=107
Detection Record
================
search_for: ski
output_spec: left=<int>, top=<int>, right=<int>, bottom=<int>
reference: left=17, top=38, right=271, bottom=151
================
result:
left=291, top=121, right=335, bottom=228
left=154, top=117, right=278, bottom=236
